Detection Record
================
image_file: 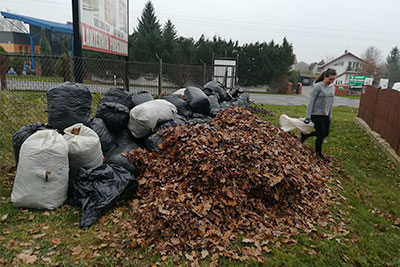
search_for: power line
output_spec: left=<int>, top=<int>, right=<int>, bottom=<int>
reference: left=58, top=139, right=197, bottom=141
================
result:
left=130, top=10, right=399, bottom=37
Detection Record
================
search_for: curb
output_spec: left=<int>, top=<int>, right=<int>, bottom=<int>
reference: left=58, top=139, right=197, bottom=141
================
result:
left=354, top=117, right=400, bottom=168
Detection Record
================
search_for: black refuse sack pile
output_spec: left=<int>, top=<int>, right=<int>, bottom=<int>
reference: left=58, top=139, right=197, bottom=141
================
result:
left=11, top=80, right=249, bottom=227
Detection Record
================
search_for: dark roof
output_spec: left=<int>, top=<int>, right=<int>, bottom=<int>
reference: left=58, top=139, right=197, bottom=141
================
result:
left=1, top=11, right=72, bottom=34
left=321, top=51, right=364, bottom=68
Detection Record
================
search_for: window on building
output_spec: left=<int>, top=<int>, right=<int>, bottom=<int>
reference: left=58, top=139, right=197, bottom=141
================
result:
left=24, top=46, right=28, bottom=53
left=19, top=46, right=23, bottom=53
left=341, top=62, right=344, bottom=66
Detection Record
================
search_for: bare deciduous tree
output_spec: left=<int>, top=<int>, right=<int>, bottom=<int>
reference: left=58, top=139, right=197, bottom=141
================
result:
left=361, top=46, right=384, bottom=82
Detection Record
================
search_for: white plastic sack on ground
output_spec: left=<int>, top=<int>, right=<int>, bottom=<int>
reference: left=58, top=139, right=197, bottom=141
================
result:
left=63, top=123, right=104, bottom=171
left=173, top=88, right=186, bottom=96
left=11, top=130, right=69, bottom=209
left=128, top=99, right=177, bottom=138
left=279, top=114, right=315, bottom=134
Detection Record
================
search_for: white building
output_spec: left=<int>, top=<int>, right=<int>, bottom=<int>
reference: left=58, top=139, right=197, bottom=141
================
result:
left=319, top=50, right=364, bottom=85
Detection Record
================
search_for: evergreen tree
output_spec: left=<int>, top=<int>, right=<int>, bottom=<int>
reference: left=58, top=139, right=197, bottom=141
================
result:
left=39, top=28, right=52, bottom=57
left=161, top=20, right=177, bottom=63
left=137, top=1, right=161, bottom=34
left=129, top=1, right=162, bottom=62
left=386, top=46, right=400, bottom=85
left=39, top=27, right=53, bottom=76
left=194, top=35, right=213, bottom=64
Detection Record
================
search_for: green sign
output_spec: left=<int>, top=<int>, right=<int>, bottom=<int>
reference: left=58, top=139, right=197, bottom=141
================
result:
left=349, top=74, right=369, bottom=87
left=338, top=86, right=344, bottom=90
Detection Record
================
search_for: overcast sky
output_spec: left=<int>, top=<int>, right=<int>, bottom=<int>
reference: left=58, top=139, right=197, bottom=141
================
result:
left=2, top=0, right=400, bottom=63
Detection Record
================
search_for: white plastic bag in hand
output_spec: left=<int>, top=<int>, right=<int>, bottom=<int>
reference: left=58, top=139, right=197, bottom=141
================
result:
left=279, top=114, right=315, bottom=134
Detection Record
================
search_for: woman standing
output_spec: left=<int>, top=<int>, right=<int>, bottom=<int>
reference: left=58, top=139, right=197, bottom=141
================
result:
left=301, top=68, right=337, bottom=160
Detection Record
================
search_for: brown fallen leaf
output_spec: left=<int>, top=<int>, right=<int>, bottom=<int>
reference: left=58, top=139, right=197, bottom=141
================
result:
left=1, top=214, right=8, bottom=221
left=185, top=253, right=194, bottom=261
left=51, top=238, right=61, bottom=245
left=70, top=245, right=82, bottom=255
left=28, top=215, right=35, bottom=221
left=46, top=251, right=56, bottom=256
left=201, top=250, right=209, bottom=259
left=41, top=257, right=51, bottom=263
left=16, top=251, right=37, bottom=264
left=242, top=238, right=254, bottom=244
left=170, top=238, right=180, bottom=245
left=32, top=233, right=46, bottom=239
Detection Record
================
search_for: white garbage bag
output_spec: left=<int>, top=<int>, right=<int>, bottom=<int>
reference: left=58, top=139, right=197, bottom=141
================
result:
left=63, top=123, right=104, bottom=172
left=128, top=99, right=177, bottom=138
left=279, top=114, right=315, bottom=134
left=173, top=88, right=186, bottom=96
left=11, top=130, right=69, bottom=210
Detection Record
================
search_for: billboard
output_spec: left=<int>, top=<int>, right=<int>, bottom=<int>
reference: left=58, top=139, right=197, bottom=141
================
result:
left=348, top=74, right=369, bottom=87
left=80, top=0, right=128, bottom=56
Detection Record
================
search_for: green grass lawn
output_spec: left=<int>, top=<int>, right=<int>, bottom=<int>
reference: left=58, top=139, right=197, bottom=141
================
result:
left=1, top=104, right=399, bottom=266
left=337, top=95, right=361, bottom=100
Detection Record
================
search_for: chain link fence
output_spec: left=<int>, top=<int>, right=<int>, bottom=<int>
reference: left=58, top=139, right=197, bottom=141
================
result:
left=0, top=54, right=214, bottom=167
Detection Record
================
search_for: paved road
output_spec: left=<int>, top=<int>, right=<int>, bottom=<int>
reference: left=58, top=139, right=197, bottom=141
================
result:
left=250, top=93, right=360, bottom=108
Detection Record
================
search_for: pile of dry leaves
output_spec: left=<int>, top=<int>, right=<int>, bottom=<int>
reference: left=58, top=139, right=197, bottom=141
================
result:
left=125, top=107, right=337, bottom=261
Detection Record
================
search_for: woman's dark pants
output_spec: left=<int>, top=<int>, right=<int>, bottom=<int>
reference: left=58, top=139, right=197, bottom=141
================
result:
left=305, top=115, right=331, bottom=155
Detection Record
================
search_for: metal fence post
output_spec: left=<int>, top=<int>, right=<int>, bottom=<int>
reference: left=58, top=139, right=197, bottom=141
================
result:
left=0, top=55, right=6, bottom=90
left=158, top=58, right=162, bottom=95
left=124, top=58, right=129, bottom=91
left=63, top=57, right=69, bottom=82
left=179, top=64, right=183, bottom=88
left=203, top=63, right=206, bottom=85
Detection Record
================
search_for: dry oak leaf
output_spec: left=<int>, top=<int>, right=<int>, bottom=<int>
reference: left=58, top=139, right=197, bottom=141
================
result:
left=16, top=251, right=37, bottom=264
left=51, top=238, right=61, bottom=245
left=70, top=245, right=83, bottom=255
left=201, top=250, right=209, bottom=259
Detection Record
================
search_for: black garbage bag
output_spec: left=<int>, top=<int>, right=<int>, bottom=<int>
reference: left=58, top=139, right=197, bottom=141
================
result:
left=86, top=118, right=115, bottom=157
left=237, top=92, right=250, bottom=107
left=188, top=113, right=212, bottom=125
left=146, top=134, right=163, bottom=151
left=160, top=94, right=193, bottom=117
left=95, top=102, right=129, bottom=133
left=202, top=80, right=229, bottom=101
left=155, top=115, right=187, bottom=132
left=47, top=82, right=92, bottom=131
left=208, top=95, right=221, bottom=117
left=192, top=113, right=212, bottom=120
left=106, top=146, right=138, bottom=176
left=228, top=87, right=244, bottom=99
left=220, top=101, right=234, bottom=110
left=131, top=91, right=153, bottom=107
left=99, top=87, right=133, bottom=109
left=72, top=164, right=138, bottom=228
left=184, top=87, right=210, bottom=116
left=12, top=122, right=48, bottom=164
left=105, top=129, right=139, bottom=175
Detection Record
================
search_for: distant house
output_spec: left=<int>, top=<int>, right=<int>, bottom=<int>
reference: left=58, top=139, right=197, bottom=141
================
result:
left=319, top=50, right=365, bottom=85
left=309, top=60, right=325, bottom=75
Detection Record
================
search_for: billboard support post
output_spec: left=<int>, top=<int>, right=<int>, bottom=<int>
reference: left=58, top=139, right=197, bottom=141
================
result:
left=123, top=0, right=129, bottom=91
left=72, top=0, right=83, bottom=83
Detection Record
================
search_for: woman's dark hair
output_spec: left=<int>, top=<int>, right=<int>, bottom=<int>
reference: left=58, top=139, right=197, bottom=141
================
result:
left=315, top=68, right=337, bottom=83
